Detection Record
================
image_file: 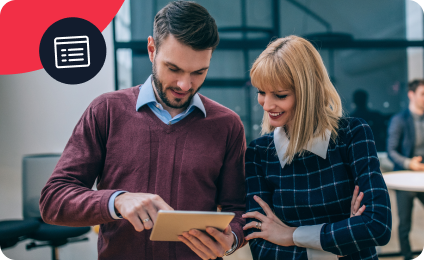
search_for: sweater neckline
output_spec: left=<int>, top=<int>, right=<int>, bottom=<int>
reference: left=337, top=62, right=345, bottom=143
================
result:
left=132, top=86, right=203, bottom=133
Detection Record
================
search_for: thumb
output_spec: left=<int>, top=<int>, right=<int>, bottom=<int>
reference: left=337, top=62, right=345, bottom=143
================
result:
left=223, top=224, right=232, bottom=235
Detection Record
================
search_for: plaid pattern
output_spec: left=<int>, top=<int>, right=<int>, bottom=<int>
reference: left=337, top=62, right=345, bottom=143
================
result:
left=245, top=117, right=392, bottom=260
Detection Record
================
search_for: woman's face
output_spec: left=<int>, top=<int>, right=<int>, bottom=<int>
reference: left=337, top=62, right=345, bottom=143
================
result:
left=257, top=88, right=296, bottom=129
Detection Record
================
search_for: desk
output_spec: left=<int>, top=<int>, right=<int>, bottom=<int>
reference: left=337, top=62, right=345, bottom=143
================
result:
left=383, top=171, right=424, bottom=192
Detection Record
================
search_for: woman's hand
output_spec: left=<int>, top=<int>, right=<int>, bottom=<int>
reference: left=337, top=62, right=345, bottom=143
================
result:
left=350, top=185, right=366, bottom=217
left=242, top=195, right=297, bottom=247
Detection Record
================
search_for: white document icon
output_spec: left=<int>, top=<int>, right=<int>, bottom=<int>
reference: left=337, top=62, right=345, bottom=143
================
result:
left=54, top=36, right=90, bottom=69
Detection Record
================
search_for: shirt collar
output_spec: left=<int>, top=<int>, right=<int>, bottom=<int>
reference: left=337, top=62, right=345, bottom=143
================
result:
left=135, top=75, right=206, bottom=117
left=274, top=127, right=331, bottom=168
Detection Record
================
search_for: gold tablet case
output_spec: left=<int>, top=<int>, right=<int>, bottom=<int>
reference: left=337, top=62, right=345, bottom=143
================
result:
left=150, top=210, right=235, bottom=241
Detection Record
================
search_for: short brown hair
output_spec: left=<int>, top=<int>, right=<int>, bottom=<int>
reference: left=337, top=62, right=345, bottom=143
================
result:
left=153, top=1, right=219, bottom=51
left=408, top=79, right=424, bottom=92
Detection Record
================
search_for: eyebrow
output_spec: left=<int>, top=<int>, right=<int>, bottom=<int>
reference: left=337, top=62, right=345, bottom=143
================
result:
left=165, top=62, right=209, bottom=73
left=271, top=90, right=290, bottom=93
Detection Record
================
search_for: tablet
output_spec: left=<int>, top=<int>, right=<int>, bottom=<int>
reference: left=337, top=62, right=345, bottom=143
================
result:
left=149, top=210, right=235, bottom=241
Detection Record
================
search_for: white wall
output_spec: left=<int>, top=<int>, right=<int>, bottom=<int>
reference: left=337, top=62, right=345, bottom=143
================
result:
left=0, top=22, right=115, bottom=260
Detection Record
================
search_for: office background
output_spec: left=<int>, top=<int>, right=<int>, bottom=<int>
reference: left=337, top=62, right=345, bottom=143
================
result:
left=1, top=0, right=424, bottom=259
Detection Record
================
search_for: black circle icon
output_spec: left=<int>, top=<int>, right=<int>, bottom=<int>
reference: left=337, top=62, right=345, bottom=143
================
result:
left=39, top=17, right=107, bottom=85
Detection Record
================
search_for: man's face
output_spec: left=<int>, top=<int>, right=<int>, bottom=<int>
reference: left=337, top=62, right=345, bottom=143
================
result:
left=409, top=85, right=424, bottom=111
left=148, top=35, right=212, bottom=110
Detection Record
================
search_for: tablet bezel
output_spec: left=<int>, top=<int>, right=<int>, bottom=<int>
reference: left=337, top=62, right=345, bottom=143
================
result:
left=149, top=210, right=235, bottom=242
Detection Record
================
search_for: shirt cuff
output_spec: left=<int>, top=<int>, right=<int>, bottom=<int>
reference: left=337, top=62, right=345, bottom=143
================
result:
left=403, top=158, right=411, bottom=170
left=293, top=224, right=325, bottom=250
left=108, top=191, right=127, bottom=219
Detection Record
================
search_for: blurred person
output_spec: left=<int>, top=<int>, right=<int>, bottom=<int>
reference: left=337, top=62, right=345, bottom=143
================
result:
left=39, top=1, right=246, bottom=259
left=351, top=89, right=386, bottom=151
left=243, top=36, right=392, bottom=259
left=387, top=79, right=424, bottom=260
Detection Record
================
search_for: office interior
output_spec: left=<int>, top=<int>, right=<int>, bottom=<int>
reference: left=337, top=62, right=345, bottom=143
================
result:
left=0, top=0, right=423, bottom=259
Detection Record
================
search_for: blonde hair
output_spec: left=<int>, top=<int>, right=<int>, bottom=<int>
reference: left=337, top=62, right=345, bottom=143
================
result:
left=250, top=35, right=342, bottom=164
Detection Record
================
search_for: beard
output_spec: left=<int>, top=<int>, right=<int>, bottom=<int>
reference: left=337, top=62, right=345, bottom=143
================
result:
left=152, top=60, right=201, bottom=109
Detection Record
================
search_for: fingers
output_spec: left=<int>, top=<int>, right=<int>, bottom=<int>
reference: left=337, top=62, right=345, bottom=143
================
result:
left=115, top=193, right=172, bottom=232
left=243, top=221, right=261, bottom=231
left=191, top=229, right=226, bottom=257
left=205, top=226, right=233, bottom=251
left=245, top=230, right=263, bottom=241
left=152, top=194, right=174, bottom=211
left=356, top=205, right=366, bottom=216
left=352, top=192, right=364, bottom=215
left=125, top=211, right=145, bottom=232
left=351, top=186, right=359, bottom=208
left=181, top=231, right=220, bottom=259
left=178, top=235, right=211, bottom=260
left=253, top=195, right=274, bottom=217
left=242, top=211, right=266, bottom=222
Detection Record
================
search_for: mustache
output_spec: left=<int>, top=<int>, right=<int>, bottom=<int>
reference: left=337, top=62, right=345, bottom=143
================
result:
left=167, top=86, right=194, bottom=94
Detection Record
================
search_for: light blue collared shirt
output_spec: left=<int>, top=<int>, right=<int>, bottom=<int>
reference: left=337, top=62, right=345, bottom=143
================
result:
left=135, top=75, right=206, bottom=124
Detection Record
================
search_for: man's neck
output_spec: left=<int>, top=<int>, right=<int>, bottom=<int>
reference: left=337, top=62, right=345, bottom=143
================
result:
left=409, top=103, right=424, bottom=116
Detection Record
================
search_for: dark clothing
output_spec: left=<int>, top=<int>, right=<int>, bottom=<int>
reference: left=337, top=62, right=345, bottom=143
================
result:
left=396, top=191, right=424, bottom=260
left=387, top=109, right=415, bottom=170
left=351, top=108, right=386, bottom=151
left=245, top=118, right=392, bottom=259
left=40, top=86, right=246, bottom=260
left=387, top=108, right=424, bottom=260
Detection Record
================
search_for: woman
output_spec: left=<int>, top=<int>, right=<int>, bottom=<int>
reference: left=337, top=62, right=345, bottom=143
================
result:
left=243, top=36, right=392, bottom=260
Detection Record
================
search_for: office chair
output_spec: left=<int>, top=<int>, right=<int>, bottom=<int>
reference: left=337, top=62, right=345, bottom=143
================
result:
left=0, top=219, right=40, bottom=249
left=22, top=154, right=90, bottom=260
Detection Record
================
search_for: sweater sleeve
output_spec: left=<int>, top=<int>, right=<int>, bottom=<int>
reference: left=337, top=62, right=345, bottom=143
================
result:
left=320, top=118, right=392, bottom=255
left=216, top=119, right=247, bottom=249
left=40, top=100, right=119, bottom=227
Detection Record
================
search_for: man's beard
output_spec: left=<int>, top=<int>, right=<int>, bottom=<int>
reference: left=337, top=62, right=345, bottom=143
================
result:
left=152, top=61, right=201, bottom=109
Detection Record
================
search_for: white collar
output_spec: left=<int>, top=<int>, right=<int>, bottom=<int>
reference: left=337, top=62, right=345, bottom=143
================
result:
left=273, top=127, right=331, bottom=168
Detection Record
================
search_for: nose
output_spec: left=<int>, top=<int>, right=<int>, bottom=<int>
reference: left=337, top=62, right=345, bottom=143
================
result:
left=261, top=94, right=276, bottom=111
left=177, top=74, right=192, bottom=92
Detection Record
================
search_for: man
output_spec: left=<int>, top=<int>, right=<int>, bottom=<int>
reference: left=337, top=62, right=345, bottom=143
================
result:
left=39, top=2, right=246, bottom=259
left=387, top=79, right=424, bottom=260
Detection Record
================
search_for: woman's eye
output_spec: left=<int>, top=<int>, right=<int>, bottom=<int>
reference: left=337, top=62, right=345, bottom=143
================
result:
left=257, top=91, right=265, bottom=95
left=276, top=95, right=287, bottom=99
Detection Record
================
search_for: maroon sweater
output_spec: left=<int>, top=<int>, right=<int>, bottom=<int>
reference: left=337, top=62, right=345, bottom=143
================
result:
left=39, top=86, right=246, bottom=260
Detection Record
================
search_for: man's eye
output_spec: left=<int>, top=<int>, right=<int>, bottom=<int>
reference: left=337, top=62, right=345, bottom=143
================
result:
left=193, top=71, right=204, bottom=75
left=169, top=67, right=178, bottom=72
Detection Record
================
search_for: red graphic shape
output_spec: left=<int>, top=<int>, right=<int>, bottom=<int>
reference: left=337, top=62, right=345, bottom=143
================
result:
left=0, top=0, right=125, bottom=75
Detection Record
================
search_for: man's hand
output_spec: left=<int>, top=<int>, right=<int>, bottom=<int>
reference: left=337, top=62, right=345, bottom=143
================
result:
left=409, top=156, right=424, bottom=171
left=177, top=225, right=235, bottom=260
left=114, top=193, right=173, bottom=232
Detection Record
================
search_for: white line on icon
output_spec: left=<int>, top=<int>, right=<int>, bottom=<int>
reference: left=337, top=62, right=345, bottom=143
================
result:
left=54, top=36, right=90, bottom=69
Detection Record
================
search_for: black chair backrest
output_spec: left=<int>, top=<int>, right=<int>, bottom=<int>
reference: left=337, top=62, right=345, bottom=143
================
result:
left=22, top=154, right=61, bottom=219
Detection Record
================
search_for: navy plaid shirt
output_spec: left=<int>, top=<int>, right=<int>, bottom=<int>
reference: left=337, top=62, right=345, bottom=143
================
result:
left=245, top=117, right=392, bottom=260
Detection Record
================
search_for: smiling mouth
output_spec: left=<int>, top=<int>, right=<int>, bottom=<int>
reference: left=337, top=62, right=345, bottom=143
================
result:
left=268, top=111, right=284, bottom=119
left=269, top=112, right=284, bottom=116
left=170, top=89, right=189, bottom=98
